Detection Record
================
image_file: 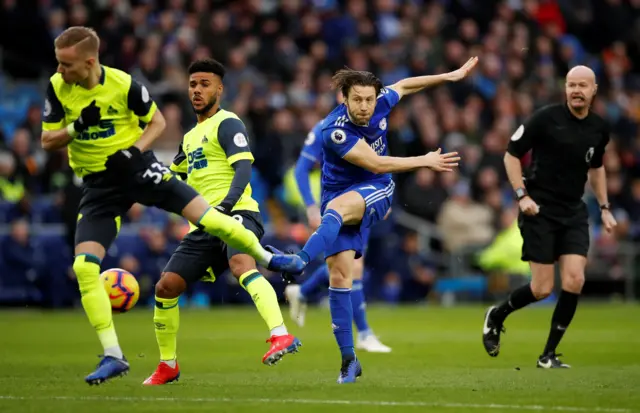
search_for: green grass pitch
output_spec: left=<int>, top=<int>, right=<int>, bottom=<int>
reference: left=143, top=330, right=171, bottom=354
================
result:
left=0, top=304, right=638, bottom=413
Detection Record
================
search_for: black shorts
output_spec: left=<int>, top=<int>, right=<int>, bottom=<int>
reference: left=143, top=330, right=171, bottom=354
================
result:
left=163, top=210, right=264, bottom=284
left=519, top=203, right=589, bottom=264
left=75, top=152, right=198, bottom=249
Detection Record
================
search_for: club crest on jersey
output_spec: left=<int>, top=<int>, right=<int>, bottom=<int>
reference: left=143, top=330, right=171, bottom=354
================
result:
left=379, top=118, right=387, bottom=131
left=331, top=129, right=347, bottom=144
left=585, top=147, right=594, bottom=163
left=234, top=133, right=248, bottom=147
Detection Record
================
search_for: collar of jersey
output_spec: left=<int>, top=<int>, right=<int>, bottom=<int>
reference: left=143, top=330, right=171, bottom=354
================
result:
left=200, top=107, right=222, bottom=123
left=75, top=66, right=106, bottom=87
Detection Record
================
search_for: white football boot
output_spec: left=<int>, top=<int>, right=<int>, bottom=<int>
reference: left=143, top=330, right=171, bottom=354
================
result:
left=284, top=284, right=307, bottom=327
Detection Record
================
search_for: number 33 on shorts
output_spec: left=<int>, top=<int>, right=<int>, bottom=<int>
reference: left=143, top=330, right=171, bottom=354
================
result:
left=142, top=162, right=173, bottom=184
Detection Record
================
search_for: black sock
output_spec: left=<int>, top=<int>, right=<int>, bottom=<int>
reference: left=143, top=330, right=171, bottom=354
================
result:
left=543, top=290, right=579, bottom=355
left=493, top=284, right=538, bottom=323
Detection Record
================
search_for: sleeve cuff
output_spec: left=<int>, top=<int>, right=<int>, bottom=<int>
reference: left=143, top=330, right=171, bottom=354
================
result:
left=227, top=152, right=254, bottom=165
left=138, top=102, right=157, bottom=123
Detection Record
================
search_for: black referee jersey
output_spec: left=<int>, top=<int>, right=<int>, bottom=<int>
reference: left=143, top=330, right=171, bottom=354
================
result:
left=507, top=103, right=610, bottom=211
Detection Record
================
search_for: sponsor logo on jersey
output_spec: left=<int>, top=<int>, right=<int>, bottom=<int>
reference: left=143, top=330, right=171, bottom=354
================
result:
left=187, top=147, right=208, bottom=172
left=76, top=119, right=116, bottom=141
left=370, top=136, right=385, bottom=155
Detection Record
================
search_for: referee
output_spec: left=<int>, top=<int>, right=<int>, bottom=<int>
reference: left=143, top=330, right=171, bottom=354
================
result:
left=482, top=66, right=617, bottom=368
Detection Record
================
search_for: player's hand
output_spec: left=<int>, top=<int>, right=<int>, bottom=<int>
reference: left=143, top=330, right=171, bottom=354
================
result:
left=306, top=205, right=321, bottom=230
left=423, top=148, right=460, bottom=172
left=519, top=196, right=540, bottom=216
left=74, top=100, right=101, bottom=132
left=447, top=57, right=479, bottom=82
left=214, top=202, right=233, bottom=215
left=105, top=145, right=143, bottom=174
left=601, top=209, right=617, bottom=233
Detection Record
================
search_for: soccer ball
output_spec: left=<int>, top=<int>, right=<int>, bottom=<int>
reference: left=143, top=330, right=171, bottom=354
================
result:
left=100, top=268, right=140, bottom=313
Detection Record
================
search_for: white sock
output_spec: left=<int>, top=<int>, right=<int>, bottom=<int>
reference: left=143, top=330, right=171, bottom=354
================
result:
left=270, top=324, right=288, bottom=337
left=161, top=359, right=177, bottom=368
left=104, top=345, right=124, bottom=359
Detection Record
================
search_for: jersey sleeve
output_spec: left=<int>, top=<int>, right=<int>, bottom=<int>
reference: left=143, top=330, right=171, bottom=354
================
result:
left=42, top=82, right=66, bottom=131
left=170, top=142, right=188, bottom=179
left=217, top=117, right=254, bottom=166
left=506, top=108, right=547, bottom=158
left=127, top=78, right=157, bottom=123
left=590, top=124, right=610, bottom=169
left=300, top=127, right=323, bottom=163
left=323, top=127, right=360, bottom=158
left=377, top=87, right=401, bottom=112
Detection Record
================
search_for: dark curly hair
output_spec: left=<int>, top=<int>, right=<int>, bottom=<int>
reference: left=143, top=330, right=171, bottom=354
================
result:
left=332, top=68, right=383, bottom=98
left=188, top=58, right=226, bottom=79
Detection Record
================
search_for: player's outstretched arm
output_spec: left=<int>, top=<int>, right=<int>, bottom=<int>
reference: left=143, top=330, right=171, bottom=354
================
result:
left=343, top=139, right=459, bottom=174
left=388, top=56, right=478, bottom=99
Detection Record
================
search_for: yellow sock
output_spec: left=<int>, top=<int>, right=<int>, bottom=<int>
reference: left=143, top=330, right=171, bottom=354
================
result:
left=239, top=270, right=287, bottom=335
left=197, top=208, right=272, bottom=266
left=154, top=296, right=180, bottom=361
left=73, top=254, right=122, bottom=358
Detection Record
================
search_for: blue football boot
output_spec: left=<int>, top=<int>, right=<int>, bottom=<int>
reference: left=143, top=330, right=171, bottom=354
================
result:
left=85, top=355, right=130, bottom=385
left=337, top=358, right=362, bottom=384
left=265, top=245, right=306, bottom=281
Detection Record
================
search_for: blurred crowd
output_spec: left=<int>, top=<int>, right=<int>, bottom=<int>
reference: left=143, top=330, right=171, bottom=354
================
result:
left=1, top=0, right=639, bottom=306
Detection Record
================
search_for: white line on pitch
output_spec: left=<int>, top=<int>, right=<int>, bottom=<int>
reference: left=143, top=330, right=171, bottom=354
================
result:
left=0, top=395, right=634, bottom=412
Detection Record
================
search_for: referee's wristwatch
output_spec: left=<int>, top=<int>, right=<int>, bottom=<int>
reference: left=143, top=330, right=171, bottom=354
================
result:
left=600, top=203, right=611, bottom=211
left=515, top=187, right=528, bottom=201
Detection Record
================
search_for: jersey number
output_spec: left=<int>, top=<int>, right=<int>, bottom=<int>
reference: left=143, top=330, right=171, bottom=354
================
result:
left=142, top=162, right=171, bottom=184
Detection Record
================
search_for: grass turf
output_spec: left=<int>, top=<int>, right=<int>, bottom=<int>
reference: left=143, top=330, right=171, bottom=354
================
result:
left=0, top=303, right=638, bottom=413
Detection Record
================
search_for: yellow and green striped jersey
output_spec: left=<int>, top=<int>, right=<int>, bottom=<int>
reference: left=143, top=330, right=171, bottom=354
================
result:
left=171, top=109, right=259, bottom=216
left=42, top=65, right=157, bottom=177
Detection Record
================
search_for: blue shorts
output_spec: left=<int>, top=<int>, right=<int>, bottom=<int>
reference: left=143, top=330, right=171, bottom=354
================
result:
left=321, top=180, right=394, bottom=259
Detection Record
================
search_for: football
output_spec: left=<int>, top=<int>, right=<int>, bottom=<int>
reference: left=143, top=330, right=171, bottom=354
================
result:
left=100, top=268, right=140, bottom=313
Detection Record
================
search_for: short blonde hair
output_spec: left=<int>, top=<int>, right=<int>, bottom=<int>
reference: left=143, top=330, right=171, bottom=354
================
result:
left=54, top=26, right=100, bottom=56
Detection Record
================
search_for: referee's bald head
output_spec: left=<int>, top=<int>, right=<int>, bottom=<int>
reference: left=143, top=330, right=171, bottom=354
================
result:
left=565, top=65, right=597, bottom=114
left=566, top=65, right=596, bottom=84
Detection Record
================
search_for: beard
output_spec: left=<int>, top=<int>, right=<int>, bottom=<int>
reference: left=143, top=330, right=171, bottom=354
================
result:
left=347, top=107, right=370, bottom=126
left=193, top=94, right=218, bottom=115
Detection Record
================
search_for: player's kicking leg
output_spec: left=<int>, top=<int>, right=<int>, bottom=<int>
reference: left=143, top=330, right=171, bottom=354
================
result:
left=74, top=212, right=129, bottom=385
left=482, top=261, right=554, bottom=357
left=136, top=168, right=305, bottom=274
left=179, top=195, right=305, bottom=273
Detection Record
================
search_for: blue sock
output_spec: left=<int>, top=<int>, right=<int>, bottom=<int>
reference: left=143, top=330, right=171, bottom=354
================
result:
left=298, top=210, right=343, bottom=263
left=329, top=287, right=355, bottom=360
left=300, top=264, right=330, bottom=299
left=351, top=279, right=370, bottom=336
